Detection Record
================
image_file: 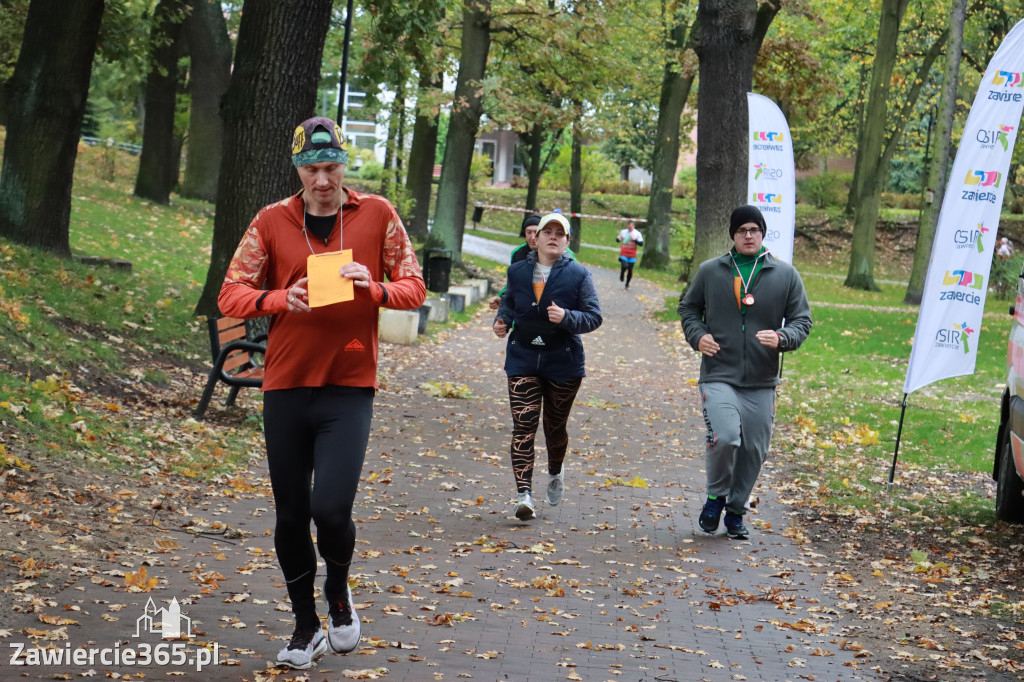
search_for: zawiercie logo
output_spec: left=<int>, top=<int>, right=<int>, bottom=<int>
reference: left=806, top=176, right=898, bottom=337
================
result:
left=939, top=270, right=984, bottom=306
left=993, top=70, right=1023, bottom=87
left=965, top=170, right=1002, bottom=187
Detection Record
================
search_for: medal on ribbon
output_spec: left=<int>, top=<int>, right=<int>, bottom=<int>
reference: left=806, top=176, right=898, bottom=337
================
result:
left=731, top=250, right=767, bottom=308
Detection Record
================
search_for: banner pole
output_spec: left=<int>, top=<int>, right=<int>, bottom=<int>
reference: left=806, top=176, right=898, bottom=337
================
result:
left=887, top=393, right=910, bottom=494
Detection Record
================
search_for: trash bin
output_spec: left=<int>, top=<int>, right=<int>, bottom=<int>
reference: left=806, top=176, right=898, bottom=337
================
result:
left=424, top=248, right=452, bottom=293
left=471, top=202, right=485, bottom=226
left=416, top=305, right=430, bottom=335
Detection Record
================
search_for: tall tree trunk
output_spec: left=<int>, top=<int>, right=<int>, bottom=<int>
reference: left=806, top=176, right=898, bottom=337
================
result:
left=569, top=114, right=583, bottom=254
left=180, top=0, right=232, bottom=203
left=405, top=71, right=442, bottom=241
left=0, top=0, right=105, bottom=257
left=381, top=81, right=404, bottom=198
left=525, top=124, right=544, bottom=212
left=643, top=6, right=694, bottom=271
left=523, top=122, right=564, bottom=213
left=843, top=64, right=870, bottom=217
left=394, top=82, right=406, bottom=190
left=905, top=0, right=967, bottom=304
left=430, top=0, right=491, bottom=258
left=134, top=0, right=187, bottom=205
left=690, top=0, right=778, bottom=280
left=194, top=0, right=334, bottom=317
left=844, top=0, right=913, bottom=291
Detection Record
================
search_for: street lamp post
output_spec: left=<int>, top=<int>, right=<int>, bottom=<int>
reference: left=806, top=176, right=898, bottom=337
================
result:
left=335, top=0, right=354, bottom=127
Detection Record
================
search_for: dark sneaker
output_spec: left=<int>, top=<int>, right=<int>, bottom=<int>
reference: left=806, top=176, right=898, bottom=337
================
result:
left=327, top=584, right=361, bottom=654
left=276, top=623, right=327, bottom=669
left=724, top=512, right=749, bottom=540
left=698, top=497, right=726, bottom=533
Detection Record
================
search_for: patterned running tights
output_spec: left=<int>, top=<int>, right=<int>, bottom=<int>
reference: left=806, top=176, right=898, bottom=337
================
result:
left=507, top=375, right=583, bottom=493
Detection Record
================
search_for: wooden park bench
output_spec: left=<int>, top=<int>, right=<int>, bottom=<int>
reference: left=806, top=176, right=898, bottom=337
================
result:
left=194, top=316, right=266, bottom=419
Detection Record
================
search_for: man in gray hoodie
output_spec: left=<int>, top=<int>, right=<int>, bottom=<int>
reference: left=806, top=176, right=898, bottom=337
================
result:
left=677, top=205, right=812, bottom=539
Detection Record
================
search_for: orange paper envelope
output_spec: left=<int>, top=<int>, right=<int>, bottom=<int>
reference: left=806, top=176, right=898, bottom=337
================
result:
left=307, top=249, right=354, bottom=307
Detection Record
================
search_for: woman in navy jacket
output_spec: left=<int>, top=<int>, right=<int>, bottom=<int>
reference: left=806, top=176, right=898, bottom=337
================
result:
left=493, top=213, right=602, bottom=520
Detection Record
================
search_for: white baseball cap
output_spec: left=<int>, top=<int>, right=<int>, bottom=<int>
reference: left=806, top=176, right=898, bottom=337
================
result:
left=538, top=212, right=571, bottom=236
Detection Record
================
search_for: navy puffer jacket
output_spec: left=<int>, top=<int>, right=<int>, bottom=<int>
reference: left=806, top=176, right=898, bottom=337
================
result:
left=495, top=252, right=602, bottom=382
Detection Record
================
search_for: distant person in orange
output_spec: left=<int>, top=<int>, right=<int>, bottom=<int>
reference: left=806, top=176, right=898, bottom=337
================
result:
left=998, top=237, right=1013, bottom=260
left=218, top=116, right=425, bottom=669
left=616, top=220, right=644, bottom=289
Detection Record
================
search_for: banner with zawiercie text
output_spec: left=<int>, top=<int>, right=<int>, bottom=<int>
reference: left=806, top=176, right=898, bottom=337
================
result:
left=747, top=92, right=796, bottom=264
left=904, top=18, right=1024, bottom=394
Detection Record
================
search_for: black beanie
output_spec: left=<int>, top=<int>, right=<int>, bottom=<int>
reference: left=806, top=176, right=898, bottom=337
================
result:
left=729, top=205, right=767, bottom=239
left=519, top=213, right=542, bottom=238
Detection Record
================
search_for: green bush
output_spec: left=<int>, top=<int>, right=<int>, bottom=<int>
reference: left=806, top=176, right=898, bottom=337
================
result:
left=469, top=153, right=492, bottom=189
left=798, top=171, right=850, bottom=208
left=990, top=252, right=1022, bottom=300
left=541, top=143, right=619, bottom=191
left=674, top=167, right=696, bottom=198
left=358, top=159, right=384, bottom=181
left=880, top=192, right=922, bottom=210
left=588, top=179, right=651, bottom=196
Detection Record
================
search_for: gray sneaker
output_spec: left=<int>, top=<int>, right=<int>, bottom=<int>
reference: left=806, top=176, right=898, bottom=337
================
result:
left=515, top=491, right=536, bottom=520
left=327, top=584, right=361, bottom=654
left=546, top=471, right=565, bottom=506
left=276, top=623, right=327, bottom=669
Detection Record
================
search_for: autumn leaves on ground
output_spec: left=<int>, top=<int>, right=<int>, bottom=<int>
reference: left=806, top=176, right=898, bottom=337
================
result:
left=1, top=151, right=1024, bottom=680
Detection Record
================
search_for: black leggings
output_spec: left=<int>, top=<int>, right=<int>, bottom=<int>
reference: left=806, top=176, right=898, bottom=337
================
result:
left=507, top=375, right=582, bottom=493
left=619, top=257, right=635, bottom=285
left=263, top=385, right=374, bottom=626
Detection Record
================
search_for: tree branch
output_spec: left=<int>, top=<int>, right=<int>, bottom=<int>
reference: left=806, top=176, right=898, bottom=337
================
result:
left=879, top=27, right=947, bottom=171
left=752, top=0, right=781, bottom=54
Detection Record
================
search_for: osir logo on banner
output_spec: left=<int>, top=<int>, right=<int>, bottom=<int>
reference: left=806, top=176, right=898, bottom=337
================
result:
left=951, top=222, right=990, bottom=253
left=933, top=322, right=975, bottom=354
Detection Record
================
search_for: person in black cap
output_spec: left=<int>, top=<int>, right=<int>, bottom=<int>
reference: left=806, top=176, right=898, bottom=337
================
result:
left=676, top=205, right=812, bottom=540
left=512, top=213, right=543, bottom=263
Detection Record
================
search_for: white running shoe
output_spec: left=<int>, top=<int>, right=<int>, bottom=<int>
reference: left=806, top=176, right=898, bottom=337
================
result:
left=515, top=491, right=536, bottom=520
left=546, top=471, right=565, bottom=506
left=327, top=584, right=361, bottom=654
left=276, top=624, right=327, bottom=669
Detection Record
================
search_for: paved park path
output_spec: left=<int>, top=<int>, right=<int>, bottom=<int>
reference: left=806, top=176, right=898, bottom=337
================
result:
left=3, top=264, right=881, bottom=682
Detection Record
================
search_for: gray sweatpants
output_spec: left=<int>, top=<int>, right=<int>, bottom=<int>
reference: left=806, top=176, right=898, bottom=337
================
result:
left=699, top=382, right=776, bottom=517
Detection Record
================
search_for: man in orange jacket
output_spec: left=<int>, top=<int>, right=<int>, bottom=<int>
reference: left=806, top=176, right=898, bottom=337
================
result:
left=219, top=116, right=425, bottom=669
